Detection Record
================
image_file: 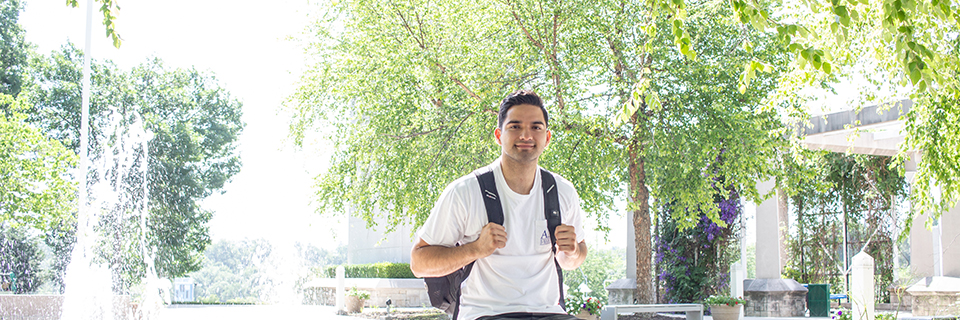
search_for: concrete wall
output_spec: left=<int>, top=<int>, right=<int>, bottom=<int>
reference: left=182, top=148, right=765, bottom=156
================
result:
left=347, top=215, right=417, bottom=265
left=0, top=295, right=134, bottom=320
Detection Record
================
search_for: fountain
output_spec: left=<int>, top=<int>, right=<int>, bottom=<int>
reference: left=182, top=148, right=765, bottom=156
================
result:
left=59, top=106, right=162, bottom=320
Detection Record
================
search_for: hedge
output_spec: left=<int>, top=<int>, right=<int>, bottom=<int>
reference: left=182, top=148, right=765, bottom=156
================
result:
left=323, top=262, right=416, bottom=279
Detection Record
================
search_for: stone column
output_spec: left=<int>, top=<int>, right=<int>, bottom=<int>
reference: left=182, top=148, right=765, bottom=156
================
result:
left=744, top=179, right=807, bottom=317
left=851, top=252, right=875, bottom=320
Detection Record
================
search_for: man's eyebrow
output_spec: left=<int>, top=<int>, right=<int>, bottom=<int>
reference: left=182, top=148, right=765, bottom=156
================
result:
left=505, top=120, right=546, bottom=125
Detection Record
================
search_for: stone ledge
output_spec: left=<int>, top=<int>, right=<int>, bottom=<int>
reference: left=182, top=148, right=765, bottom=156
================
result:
left=302, top=278, right=429, bottom=308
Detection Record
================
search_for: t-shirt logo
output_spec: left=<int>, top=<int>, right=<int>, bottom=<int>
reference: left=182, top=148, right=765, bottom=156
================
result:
left=540, top=230, right=550, bottom=246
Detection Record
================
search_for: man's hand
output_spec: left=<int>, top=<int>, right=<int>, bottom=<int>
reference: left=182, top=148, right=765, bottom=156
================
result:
left=473, top=222, right=508, bottom=258
left=554, top=224, right=579, bottom=258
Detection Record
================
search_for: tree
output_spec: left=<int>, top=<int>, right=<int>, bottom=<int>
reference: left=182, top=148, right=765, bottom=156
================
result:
left=191, top=239, right=270, bottom=303
left=21, top=44, right=244, bottom=287
left=0, top=94, right=77, bottom=232
left=783, top=151, right=906, bottom=303
left=0, top=225, right=45, bottom=293
left=0, top=0, right=28, bottom=98
left=702, top=0, right=960, bottom=234
left=290, top=0, right=788, bottom=302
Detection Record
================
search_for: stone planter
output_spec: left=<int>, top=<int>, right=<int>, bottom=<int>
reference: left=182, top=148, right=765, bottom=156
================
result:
left=345, top=296, right=366, bottom=313
left=709, top=304, right=741, bottom=320
left=575, top=310, right=599, bottom=320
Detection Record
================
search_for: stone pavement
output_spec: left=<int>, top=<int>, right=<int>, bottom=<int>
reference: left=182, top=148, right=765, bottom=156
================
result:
left=158, top=305, right=920, bottom=320
left=159, top=304, right=369, bottom=320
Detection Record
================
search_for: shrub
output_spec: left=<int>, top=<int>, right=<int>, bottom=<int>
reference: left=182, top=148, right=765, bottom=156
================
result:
left=703, top=295, right=747, bottom=306
left=323, top=262, right=416, bottom=278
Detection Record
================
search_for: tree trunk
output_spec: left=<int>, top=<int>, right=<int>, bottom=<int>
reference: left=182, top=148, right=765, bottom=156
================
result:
left=629, top=138, right=653, bottom=304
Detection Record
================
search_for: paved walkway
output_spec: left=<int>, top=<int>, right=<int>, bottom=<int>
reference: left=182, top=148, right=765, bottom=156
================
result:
left=159, top=304, right=368, bottom=320
left=158, top=305, right=918, bottom=320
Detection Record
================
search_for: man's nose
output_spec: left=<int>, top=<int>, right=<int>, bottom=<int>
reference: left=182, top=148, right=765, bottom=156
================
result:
left=519, top=128, right=535, bottom=140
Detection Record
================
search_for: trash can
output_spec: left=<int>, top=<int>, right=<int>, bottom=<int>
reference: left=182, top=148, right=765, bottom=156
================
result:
left=807, top=283, right=830, bottom=317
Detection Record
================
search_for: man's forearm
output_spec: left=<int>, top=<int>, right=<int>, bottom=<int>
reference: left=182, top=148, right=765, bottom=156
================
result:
left=557, top=241, right=588, bottom=270
left=410, top=241, right=482, bottom=278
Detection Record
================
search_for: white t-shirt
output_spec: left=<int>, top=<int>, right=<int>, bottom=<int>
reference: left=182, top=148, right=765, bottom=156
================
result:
left=416, top=159, right=586, bottom=320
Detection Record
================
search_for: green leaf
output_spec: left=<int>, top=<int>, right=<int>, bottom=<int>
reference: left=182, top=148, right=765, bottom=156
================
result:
left=909, top=65, right=922, bottom=84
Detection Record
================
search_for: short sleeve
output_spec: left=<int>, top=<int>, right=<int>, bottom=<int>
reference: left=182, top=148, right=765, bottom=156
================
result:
left=416, top=178, right=470, bottom=247
left=555, top=173, right=586, bottom=243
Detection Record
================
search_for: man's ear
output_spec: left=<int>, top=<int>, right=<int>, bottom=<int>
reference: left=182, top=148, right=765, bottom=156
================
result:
left=494, top=127, right=502, bottom=146
left=545, top=129, right=552, bottom=146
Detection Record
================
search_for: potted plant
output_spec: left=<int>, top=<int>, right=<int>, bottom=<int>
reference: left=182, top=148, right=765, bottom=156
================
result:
left=345, top=287, right=370, bottom=313
left=565, top=291, right=603, bottom=320
left=703, top=295, right=747, bottom=320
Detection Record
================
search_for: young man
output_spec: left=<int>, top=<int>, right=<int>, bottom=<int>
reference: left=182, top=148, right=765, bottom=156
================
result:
left=410, top=90, right=588, bottom=320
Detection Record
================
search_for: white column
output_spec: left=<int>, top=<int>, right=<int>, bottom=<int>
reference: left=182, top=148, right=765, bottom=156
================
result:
left=851, top=252, right=875, bottom=320
left=933, top=220, right=943, bottom=277
left=755, top=179, right=783, bottom=279
left=627, top=209, right=636, bottom=280
left=336, top=266, right=345, bottom=311
left=730, top=262, right=745, bottom=320
left=943, top=204, right=960, bottom=277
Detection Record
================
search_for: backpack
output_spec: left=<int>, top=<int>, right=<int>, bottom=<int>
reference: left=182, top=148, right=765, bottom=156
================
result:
left=423, top=167, right=565, bottom=320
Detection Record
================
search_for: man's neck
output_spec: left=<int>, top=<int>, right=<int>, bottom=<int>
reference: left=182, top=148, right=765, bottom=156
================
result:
left=500, top=156, right=538, bottom=195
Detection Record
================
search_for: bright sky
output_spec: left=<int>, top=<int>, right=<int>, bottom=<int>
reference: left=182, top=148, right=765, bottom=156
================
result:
left=18, top=0, right=630, bottom=252
left=19, top=0, right=347, bottom=249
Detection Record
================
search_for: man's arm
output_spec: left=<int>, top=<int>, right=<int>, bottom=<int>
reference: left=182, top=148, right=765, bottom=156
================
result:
left=554, top=224, right=587, bottom=270
left=410, top=222, right=507, bottom=278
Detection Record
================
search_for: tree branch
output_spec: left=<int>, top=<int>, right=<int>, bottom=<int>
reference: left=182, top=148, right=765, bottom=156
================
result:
left=384, top=127, right=445, bottom=140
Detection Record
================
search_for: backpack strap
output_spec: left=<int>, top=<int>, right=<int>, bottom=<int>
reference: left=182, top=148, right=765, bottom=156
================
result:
left=438, top=168, right=502, bottom=320
left=475, top=168, right=504, bottom=225
left=540, top=168, right=565, bottom=310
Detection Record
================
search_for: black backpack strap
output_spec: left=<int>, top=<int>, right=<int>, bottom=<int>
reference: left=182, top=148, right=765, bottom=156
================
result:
left=475, top=168, right=504, bottom=225
left=540, top=168, right=565, bottom=310
left=437, top=168, right=503, bottom=320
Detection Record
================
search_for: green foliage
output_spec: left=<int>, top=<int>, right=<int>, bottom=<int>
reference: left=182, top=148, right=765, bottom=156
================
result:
left=0, top=0, right=27, bottom=98
left=324, top=262, right=415, bottom=279
left=191, top=239, right=270, bottom=303
left=562, top=247, right=625, bottom=304
left=0, top=94, right=77, bottom=232
left=64, top=0, right=122, bottom=48
left=192, top=240, right=345, bottom=303
left=347, top=286, right=370, bottom=300
left=292, top=0, right=790, bottom=302
left=702, top=295, right=746, bottom=306
left=0, top=225, right=44, bottom=293
left=656, top=181, right=742, bottom=304
left=720, top=0, right=960, bottom=226
left=20, top=43, right=244, bottom=287
left=785, top=151, right=906, bottom=304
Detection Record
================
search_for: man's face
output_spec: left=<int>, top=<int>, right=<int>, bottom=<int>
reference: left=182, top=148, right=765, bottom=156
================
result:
left=495, top=103, right=551, bottom=165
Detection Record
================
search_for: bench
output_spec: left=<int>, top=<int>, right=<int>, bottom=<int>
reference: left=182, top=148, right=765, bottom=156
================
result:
left=830, top=293, right=848, bottom=303
left=600, top=304, right=704, bottom=320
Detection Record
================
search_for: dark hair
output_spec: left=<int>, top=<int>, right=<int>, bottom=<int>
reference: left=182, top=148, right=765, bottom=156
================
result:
left=497, top=90, right=549, bottom=129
